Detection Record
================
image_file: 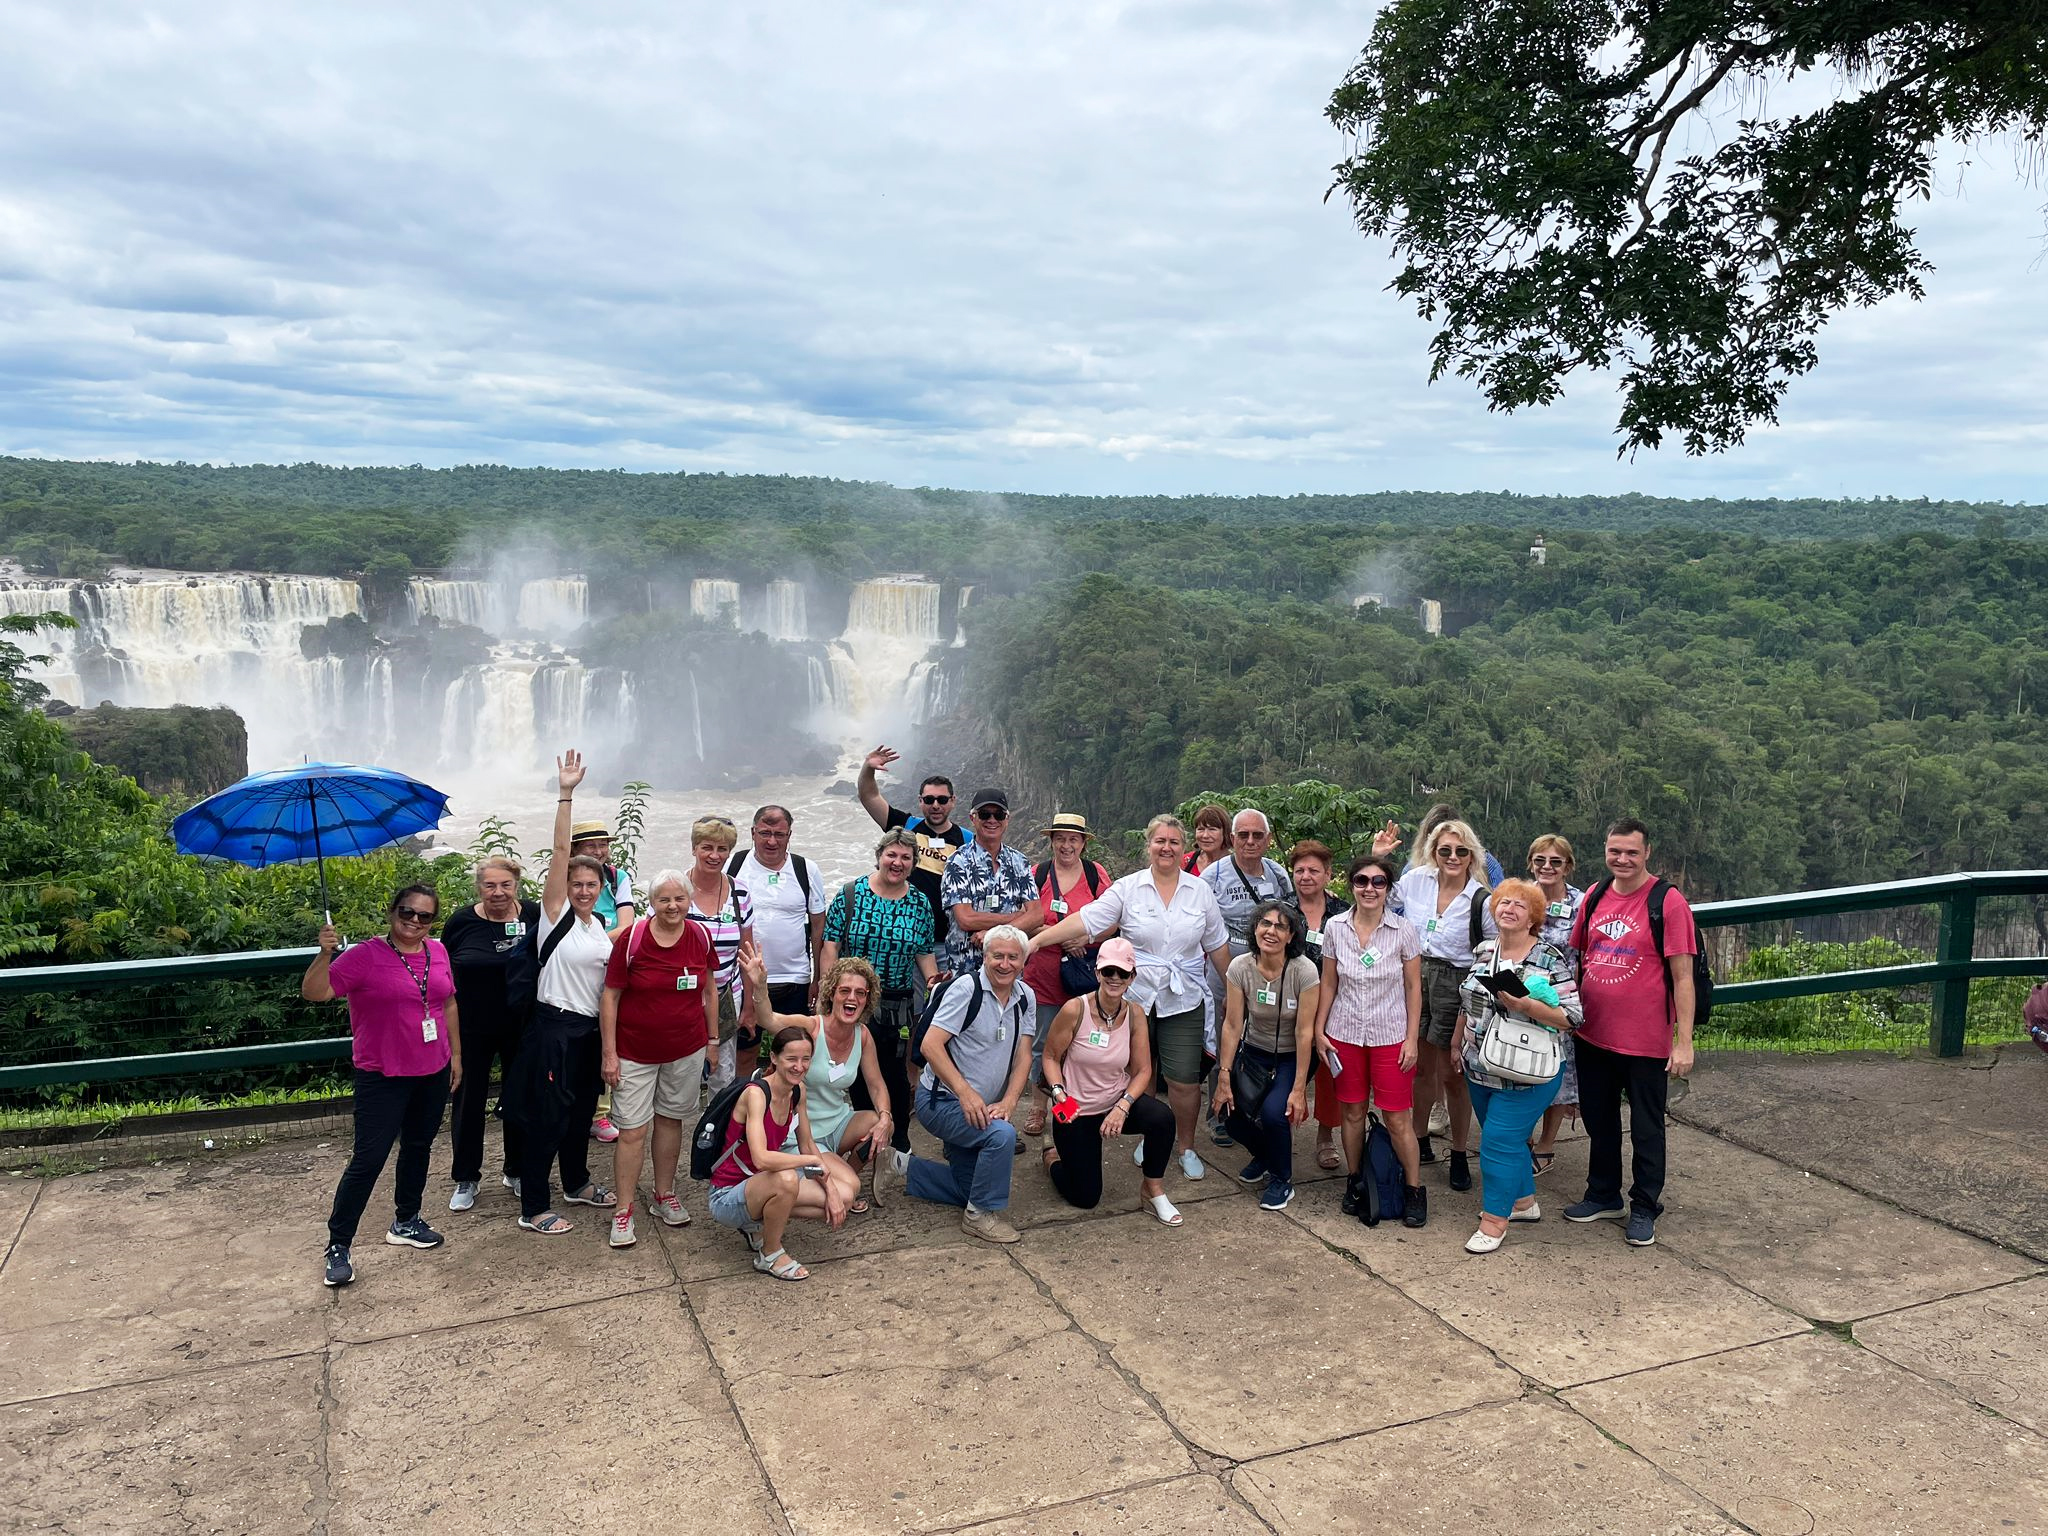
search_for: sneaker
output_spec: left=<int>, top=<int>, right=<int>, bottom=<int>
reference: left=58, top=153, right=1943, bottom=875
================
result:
left=961, top=1207, right=1020, bottom=1245
left=1178, top=1147, right=1207, bottom=1181
left=1208, top=1116, right=1235, bottom=1148
left=591, top=1115, right=619, bottom=1143
left=1448, top=1151, right=1473, bottom=1192
left=501, top=1173, right=521, bottom=1195
left=1341, top=1179, right=1361, bottom=1217
left=1427, top=1101, right=1450, bottom=1137
left=872, top=1151, right=901, bottom=1207
left=1234, top=1157, right=1269, bottom=1187
left=1133, top=1140, right=1145, bottom=1166
left=448, top=1180, right=479, bottom=1213
left=610, top=1207, right=637, bottom=1249
left=1416, top=1133, right=1438, bottom=1165
left=1258, top=1180, right=1295, bottom=1212
left=1401, top=1185, right=1428, bottom=1228
left=386, top=1215, right=445, bottom=1250
left=1564, top=1198, right=1626, bottom=1223
left=652, top=1192, right=691, bottom=1227
left=1625, top=1209, right=1658, bottom=1247
left=323, top=1243, right=354, bottom=1287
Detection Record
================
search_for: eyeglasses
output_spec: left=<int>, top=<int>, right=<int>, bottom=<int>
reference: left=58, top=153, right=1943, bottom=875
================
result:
left=921, top=794, right=952, bottom=805
left=394, top=907, right=435, bottom=924
left=1255, top=916, right=1293, bottom=930
left=1530, top=855, right=1568, bottom=868
left=1096, top=966, right=1133, bottom=980
left=1434, top=846, right=1470, bottom=859
left=973, top=808, right=1008, bottom=821
left=1233, top=829, right=1266, bottom=839
left=1352, top=874, right=1391, bottom=889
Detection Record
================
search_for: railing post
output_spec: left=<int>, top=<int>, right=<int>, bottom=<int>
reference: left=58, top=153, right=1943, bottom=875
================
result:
left=1931, top=889, right=1977, bottom=1057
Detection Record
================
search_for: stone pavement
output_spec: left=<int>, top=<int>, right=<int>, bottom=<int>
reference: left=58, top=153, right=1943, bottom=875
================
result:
left=2, top=1070, right=2045, bottom=1535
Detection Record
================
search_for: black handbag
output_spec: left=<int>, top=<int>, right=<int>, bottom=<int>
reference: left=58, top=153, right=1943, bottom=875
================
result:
left=1058, top=950, right=1099, bottom=996
left=1230, top=1044, right=1277, bottom=1112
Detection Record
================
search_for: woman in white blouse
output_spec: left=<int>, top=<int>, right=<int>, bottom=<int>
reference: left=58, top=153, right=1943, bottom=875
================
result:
left=1393, top=818, right=1496, bottom=1195
left=1030, top=814, right=1230, bottom=1181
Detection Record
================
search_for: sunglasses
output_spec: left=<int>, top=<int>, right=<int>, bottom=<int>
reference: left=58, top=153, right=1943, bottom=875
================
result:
left=1351, top=874, right=1391, bottom=889
left=921, top=794, right=952, bottom=805
left=1434, top=846, right=1470, bottom=859
left=1096, top=965, right=1133, bottom=981
left=394, top=907, right=436, bottom=924
left=973, top=807, right=1008, bottom=821
left=1530, top=855, right=1568, bottom=868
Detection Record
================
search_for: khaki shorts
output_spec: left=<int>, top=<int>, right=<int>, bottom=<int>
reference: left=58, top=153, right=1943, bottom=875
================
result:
left=610, top=1049, right=706, bottom=1130
left=1420, top=958, right=1467, bottom=1049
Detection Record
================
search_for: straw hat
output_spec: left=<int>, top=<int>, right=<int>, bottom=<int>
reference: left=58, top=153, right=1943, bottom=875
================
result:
left=1039, top=811, right=1094, bottom=840
left=569, top=819, right=611, bottom=842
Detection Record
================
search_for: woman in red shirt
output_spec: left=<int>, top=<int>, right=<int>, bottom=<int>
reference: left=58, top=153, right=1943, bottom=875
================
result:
left=1021, top=813, right=1113, bottom=1137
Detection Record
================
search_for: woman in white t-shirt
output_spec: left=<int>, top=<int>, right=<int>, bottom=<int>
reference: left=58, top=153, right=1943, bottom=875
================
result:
left=507, top=748, right=620, bottom=1235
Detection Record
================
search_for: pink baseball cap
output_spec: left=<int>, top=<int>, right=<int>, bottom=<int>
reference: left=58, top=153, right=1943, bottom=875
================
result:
left=1097, top=938, right=1138, bottom=972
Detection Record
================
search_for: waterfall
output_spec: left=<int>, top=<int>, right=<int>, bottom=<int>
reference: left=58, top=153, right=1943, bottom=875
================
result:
left=1418, top=599, right=1443, bottom=636
left=837, top=576, right=942, bottom=729
left=690, top=579, right=741, bottom=626
left=515, top=578, right=588, bottom=636
left=805, top=655, right=834, bottom=712
left=407, top=579, right=502, bottom=630
left=907, top=661, right=945, bottom=725
left=765, top=579, right=807, bottom=641
left=686, top=670, right=705, bottom=760
left=952, top=584, right=976, bottom=648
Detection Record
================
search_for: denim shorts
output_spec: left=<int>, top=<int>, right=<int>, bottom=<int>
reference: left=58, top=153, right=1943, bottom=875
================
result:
left=707, top=1179, right=760, bottom=1232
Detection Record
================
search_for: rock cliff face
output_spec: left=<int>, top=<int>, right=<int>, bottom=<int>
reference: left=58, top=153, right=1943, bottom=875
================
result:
left=58, top=704, right=249, bottom=797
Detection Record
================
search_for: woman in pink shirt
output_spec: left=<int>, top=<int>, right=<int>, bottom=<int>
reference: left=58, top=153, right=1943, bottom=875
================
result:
left=303, top=884, right=461, bottom=1289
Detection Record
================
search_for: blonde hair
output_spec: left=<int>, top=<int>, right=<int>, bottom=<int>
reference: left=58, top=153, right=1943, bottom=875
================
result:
left=1144, top=813, right=1187, bottom=846
left=1490, top=879, right=1547, bottom=928
left=816, top=956, right=880, bottom=1027
left=1415, top=817, right=1488, bottom=879
left=475, top=855, right=523, bottom=882
left=1527, top=834, right=1575, bottom=873
left=690, top=816, right=739, bottom=850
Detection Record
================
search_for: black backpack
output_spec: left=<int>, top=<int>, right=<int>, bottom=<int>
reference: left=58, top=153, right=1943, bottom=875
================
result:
left=1579, top=876, right=1714, bottom=1031
left=1032, top=859, right=1106, bottom=901
left=1467, top=885, right=1489, bottom=951
left=689, top=1073, right=803, bottom=1183
left=910, top=972, right=986, bottom=1069
left=1351, top=1113, right=1407, bottom=1227
left=728, top=848, right=814, bottom=903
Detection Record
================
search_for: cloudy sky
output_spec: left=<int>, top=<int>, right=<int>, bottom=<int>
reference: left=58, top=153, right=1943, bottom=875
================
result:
left=1, top=2, right=2042, bottom=501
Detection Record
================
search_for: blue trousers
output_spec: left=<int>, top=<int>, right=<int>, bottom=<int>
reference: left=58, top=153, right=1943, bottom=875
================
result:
left=1467, top=1072, right=1560, bottom=1219
left=910, top=1084, right=1018, bottom=1212
left=1225, top=1047, right=1299, bottom=1186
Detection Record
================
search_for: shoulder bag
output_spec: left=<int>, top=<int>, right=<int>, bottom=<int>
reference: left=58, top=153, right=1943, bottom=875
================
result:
left=1475, top=954, right=1563, bottom=1086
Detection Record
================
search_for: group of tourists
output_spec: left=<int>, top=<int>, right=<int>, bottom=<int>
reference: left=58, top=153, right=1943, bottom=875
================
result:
left=309, top=744, right=1699, bottom=1287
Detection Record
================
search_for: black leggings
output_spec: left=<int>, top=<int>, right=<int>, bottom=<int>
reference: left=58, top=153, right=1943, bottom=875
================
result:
left=854, top=995, right=915, bottom=1152
left=1047, top=1093, right=1175, bottom=1210
left=448, top=999, right=527, bottom=1184
left=328, top=1066, right=450, bottom=1246
left=512, top=1009, right=603, bottom=1219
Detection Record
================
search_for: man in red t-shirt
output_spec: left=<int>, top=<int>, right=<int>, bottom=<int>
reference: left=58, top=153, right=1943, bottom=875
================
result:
left=1563, top=818, right=1697, bottom=1249
left=597, top=874, right=718, bottom=1249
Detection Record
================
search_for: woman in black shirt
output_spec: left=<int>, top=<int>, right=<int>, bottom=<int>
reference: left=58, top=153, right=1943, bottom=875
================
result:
left=440, top=856, right=541, bottom=1212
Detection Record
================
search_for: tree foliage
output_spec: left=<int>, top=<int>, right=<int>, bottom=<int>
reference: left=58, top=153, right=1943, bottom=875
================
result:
left=1328, top=2, right=2048, bottom=453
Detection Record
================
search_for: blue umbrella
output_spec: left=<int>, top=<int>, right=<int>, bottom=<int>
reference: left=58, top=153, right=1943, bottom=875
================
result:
left=172, top=762, right=451, bottom=919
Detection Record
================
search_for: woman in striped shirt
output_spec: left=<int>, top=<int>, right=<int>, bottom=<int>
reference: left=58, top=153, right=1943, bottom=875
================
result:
left=1311, top=853, right=1428, bottom=1227
left=685, top=816, right=757, bottom=1093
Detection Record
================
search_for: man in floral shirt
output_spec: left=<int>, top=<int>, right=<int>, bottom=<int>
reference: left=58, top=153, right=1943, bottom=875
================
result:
left=937, top=788, right=1044, bottom=979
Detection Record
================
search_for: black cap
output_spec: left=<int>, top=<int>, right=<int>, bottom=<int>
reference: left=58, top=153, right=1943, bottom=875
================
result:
left=969, top=786, right=1010, bottom=812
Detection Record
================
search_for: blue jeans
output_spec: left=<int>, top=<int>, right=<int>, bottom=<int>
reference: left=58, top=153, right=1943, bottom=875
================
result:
left=1467, top=1072, right=1560, bottom=1219
left=1225, top=1047, right=1299, bottom=1186
left=910, top=1084, right=1018, bottom=1212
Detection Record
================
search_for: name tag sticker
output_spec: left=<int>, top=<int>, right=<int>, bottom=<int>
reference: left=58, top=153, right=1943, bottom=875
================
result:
left=995, top=1026, right=1007, bottom=1044
left=1085, top=1029, right=1109, bottom=1048
left=1051, top=899, right=1069, bottom=916
left=1547, top=901, right=1570, bottom=918
left=422, top=1015, right=438, bottom=1043
left=504, top=921, right=527, bottom=937
left=1360, top=949, right=1380, bottom=969
left=1425, top=918, right=1439, bottom=934
left=1305, top=929, right=1322, bottom=948
left=767, top=871, right=782, bottom=888
left=1256, top=986, right=1278, bottom=1006
left=677, top=974, right=699, bottom=991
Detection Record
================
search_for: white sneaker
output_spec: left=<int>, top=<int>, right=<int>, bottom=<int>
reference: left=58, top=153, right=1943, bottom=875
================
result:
left=1178, top=1148, right=1206, bottom=1181
left=1428, top=1102, right=1450, bottom=1137
left=501, top=1173, right=521, bottom=1195
left=1133, top=1140, right=1144, bottom=1166
left=448, top=1180, right=478, bottom=1212
left=610, top=1206, right=637, bottom=1249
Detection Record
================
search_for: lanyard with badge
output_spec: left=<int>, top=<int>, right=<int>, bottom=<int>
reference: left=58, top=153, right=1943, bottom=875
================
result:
left=385, top=938, right=437, bottom=1042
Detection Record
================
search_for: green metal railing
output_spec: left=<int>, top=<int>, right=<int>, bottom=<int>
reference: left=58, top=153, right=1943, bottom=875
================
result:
left=1696, top=870, right=2048, bottom=1056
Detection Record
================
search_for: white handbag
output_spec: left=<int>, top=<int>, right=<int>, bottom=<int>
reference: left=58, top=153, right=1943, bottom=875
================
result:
left=1477, top=1013, right=1563, bottom=1086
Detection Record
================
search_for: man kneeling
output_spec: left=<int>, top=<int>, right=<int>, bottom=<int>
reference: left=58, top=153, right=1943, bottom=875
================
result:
left=887, top=925, right=1035, bottom=1243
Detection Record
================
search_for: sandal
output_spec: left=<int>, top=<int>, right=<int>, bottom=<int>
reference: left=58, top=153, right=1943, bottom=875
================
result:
left=753, top=1248, right=809, bottom=1281
left=1147, top=1193, right=1184, bottom=1227
left=849, top=1195, right=871, bottom=1216
left=1531, top=1150, right=1556, bottom=1177
left=563, top=1182, right=617, bottom=1208
left=1317, top=1142, right=1341, bottom=1171
left=517, top=1212, right=574, bottom=1235
left=741, top=1228, right=764, bottom=1255
left=1022, top=1105, right=1047, bottom=1136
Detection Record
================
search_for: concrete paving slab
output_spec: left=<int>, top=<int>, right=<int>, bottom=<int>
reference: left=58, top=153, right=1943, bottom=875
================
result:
left=327, top=1287, right=778, bottom=1535
left=0, top=1156, right=332, bottom=1402
left=0, top=1172, right=38, bottom=1271
left=1855, top=1274, right=2048, bottom=1434
left=953, top=1474, right=1267, bottom=1535
left=1677, top=1049, right=2048, bottom=1261
left=1234, top=1396, right=1741, bottom=1535
left=1566, top=1331, right=2048, bottom=1535
left=1016, top=1200, right=1521, bottom=1460
left=693, top=1244, right=1190, bottom=1534
left=1655, top=1125, right=2039, bottom=1322
left=1, top=1353, right=325, bottom=1532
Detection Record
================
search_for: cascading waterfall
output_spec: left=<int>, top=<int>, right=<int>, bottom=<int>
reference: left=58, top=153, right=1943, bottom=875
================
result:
left=515, top=578, right=588, bottom=637
left=690, top=579, right=741, bottom=626
left=953, top=584, right=975, bottom=648
left=765, top=579, right=807, bottom=641
left=837, top=577, right=942, bottom=728
left=407, top=579, right=502, bottom=630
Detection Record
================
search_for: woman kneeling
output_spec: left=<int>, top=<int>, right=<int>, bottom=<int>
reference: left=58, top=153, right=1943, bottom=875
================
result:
left=705, top=1026, right=858, bottom=1280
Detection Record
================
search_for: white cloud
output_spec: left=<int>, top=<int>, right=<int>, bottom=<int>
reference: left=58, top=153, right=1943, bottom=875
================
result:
left=0, top=1, right=2041, bottom=500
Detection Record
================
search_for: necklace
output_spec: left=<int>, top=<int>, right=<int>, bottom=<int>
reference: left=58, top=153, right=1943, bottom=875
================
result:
left=1093, top=991, right=1128, bottom=1030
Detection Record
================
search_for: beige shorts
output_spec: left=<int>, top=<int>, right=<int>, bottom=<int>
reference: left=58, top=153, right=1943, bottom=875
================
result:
left=610, top=1049, right=706, bottom=1130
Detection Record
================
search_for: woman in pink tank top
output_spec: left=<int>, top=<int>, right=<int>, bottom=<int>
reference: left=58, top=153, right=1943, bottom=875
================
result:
left=1037, top=938, right=1184, bottom=1225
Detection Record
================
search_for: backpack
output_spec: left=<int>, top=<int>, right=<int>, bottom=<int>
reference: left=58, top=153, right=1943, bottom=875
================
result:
left=1579, top=876, right=1714, bottom=1032
left=728, top=848, right=814, bottom=904
left=1467, top=885, right=1490, bottom=951
left=910, top=971, right=986, bottom=1069
left=2023, top=982, right=2048, bottom=1055
left=1032, top=859, right=1106, bottom=902
left=1352, top=1113, right=1407, bottom=1227
left=689, top=1073, right=802, bottom=1183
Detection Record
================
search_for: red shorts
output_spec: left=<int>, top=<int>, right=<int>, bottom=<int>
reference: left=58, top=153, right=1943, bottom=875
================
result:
left=1330, top=1039, right=1414, bottom=1113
